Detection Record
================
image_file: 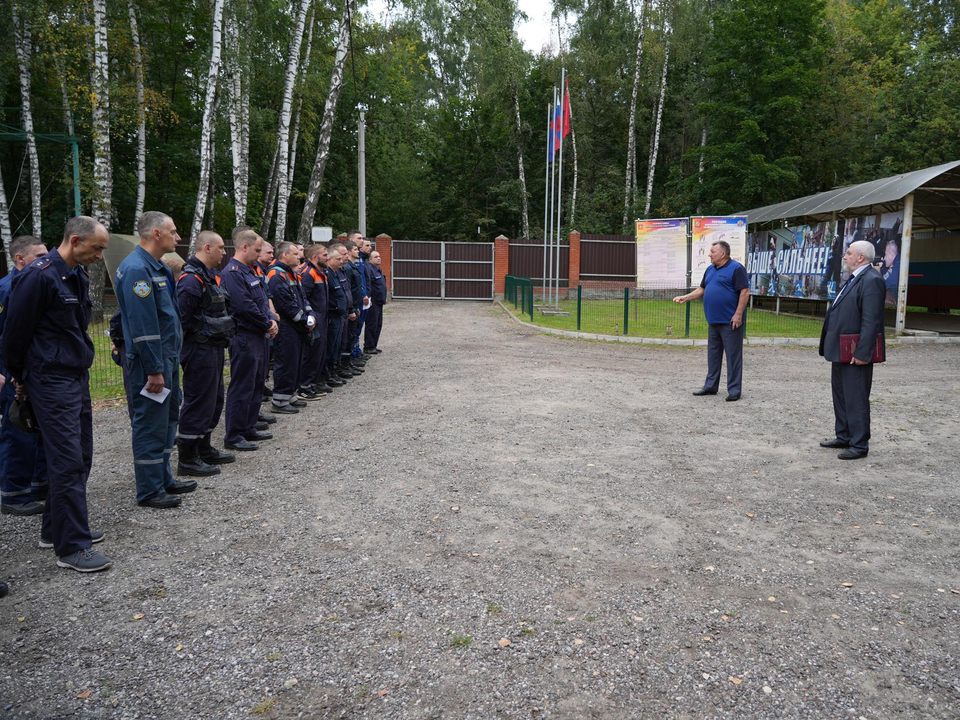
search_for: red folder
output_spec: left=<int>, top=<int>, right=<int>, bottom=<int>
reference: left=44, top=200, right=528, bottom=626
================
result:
left=839, top=334, right=883, bottom=364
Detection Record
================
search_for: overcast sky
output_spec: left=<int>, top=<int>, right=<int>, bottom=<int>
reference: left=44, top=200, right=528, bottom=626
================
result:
left=365, top=0, right=558, bottom=55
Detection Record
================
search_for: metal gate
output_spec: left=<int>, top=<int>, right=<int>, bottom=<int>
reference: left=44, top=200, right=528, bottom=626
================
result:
left=392, top=241, right=494, bottom=300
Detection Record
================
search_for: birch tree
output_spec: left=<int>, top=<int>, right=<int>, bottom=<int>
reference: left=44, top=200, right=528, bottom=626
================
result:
left=513, top=90, right=530, bottom=239
left=643, top=35, right=670, bottom=217
left=273, top=0, right=311, bottom=244
left=0, top=165, right=14, bottom=271
left=11, top=3, right=42, bottom=238
left=259, top=147, right=280, bottom=238
left=286, top=4, right=315, bottom=198
left=226, top=0, right=250, bottom=225
left=189, top=0, right=225, bottom=254
left=622, top=0, right=647, bottom=230
left=128, top=0, right=147, bottom=233
left=88, top=0, right=113, bottom=319
left=296, top=1, right=353, bottom=245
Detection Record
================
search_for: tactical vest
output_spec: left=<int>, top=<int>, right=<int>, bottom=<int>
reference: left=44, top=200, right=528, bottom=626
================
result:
left=179, top=259, right=236, bottom=347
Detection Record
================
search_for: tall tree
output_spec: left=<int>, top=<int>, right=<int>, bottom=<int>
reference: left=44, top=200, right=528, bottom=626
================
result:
left=287, top=4, right=315, bottom=202
left=296, top=0, right=353, bottom=245
left=622, top=0, right=647, bottom=229
left=644, top=33, right=670, bottom=216
left=11, top=2, right=42, bottom=238
left=189, top=0, right=225, bottom=254
left=128, top=0, right=147, bottom=233
left=226, top=0, right=250, bottom=226
left=89, top=0, right=113, bottom=318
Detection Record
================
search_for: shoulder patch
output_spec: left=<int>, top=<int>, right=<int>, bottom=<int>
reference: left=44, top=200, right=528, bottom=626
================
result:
left=133, top=280, right=152, bottom=298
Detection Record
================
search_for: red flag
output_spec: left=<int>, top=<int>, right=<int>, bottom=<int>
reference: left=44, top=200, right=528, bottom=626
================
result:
left=562, top=77, right=571, bottom=138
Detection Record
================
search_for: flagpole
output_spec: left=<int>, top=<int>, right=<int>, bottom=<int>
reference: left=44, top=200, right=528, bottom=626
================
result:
left=554, top=70, right=566, bottom=308
left=542, top=102, right=551, bottom=305
left=547, top=87, right=557, bottom=305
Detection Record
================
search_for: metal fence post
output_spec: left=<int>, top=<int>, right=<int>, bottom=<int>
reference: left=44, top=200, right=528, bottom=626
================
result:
left=527, top=283, right=534, bottom=321
left=577, top=285, right=582, bottom=331
left=623, top=287, right=629, bottom=335
left=684, top=287, right=691, bottom=338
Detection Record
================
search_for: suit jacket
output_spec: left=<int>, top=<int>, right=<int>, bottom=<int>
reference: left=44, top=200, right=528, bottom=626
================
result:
left=819, top=265, right=886, bottom=363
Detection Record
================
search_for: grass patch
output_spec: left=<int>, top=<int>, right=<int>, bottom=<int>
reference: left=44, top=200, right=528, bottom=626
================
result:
left=485, top=604, right=502, bottom=616
left=506, top=297, right=823, bottom=338
left=449, top=634, right=473, bottom=648
left=251, top=698, right=275, bottom=715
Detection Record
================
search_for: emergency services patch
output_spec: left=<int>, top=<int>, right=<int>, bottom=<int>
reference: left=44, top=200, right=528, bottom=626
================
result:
left=133, top=280, right=152, bottom=298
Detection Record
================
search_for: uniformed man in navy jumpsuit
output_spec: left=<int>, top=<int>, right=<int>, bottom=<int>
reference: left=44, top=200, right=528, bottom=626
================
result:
left=341, top=240, right=366, bottom=375
left=176, top=231, right=236, bottom=475
left=266, top=242, right=315, bottom=413
left=364, top=250, right=387, bottom=354
left=222, top=230, right=279, bottom=452
left=0, top=235, right=49, bottom=516
left=323, top=246, right=349, bottom=386
left=1, top=216, right=112, bottom=572
left=116, top=211, right=197, bottom=509
left=298, top=244, right=331, bottom=398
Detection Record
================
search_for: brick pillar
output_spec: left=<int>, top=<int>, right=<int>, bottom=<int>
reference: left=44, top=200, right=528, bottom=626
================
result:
left=494, top=234, right=510, bottom=297
left=376, top=234, right=392, bottom=298
left=568, top=230, right=581, bottom=296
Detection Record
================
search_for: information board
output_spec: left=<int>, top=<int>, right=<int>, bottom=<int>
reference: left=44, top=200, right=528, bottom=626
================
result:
left=690, top=217, right=748, bottom=287
left=635, top=218, right=688, bottom=287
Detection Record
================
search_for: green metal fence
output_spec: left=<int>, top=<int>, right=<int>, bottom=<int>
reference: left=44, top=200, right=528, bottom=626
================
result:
left=504, top=275, right=535, bottom=321
left=512, top=284, right=826, bottom=339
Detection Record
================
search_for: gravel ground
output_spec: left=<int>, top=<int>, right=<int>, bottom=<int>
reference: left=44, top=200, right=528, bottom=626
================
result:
left=1, top=301, right=959, bottom=720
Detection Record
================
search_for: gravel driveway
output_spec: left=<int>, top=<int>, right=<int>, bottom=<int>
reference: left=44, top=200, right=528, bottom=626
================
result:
left=2, top=301, right=958, bottom=719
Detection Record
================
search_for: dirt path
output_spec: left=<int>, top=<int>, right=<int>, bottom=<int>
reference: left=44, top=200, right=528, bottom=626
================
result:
left=1, top=301, right=958, bottom=719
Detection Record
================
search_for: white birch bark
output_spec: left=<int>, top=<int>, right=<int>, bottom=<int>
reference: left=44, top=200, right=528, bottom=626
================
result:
left=643, top=37, right=670, bottom=217
left=205, top=87, right=221, bottom=232
left=286, top=4, right=315, bottom=197
left=226, top=1, right=250, bottom=225
left=698, top=1, right=715, bottom=198
left=54, top=54, right=75, bottom=136
left=622, top=0, right=647, bottom=230
left=513, top=90, right=530, bottom=239
left=90, top=0, right=112, bottom=230
left=273, top=0, right=311, bottom=244
left=189, top=0, right=225, bottom=255
left=128, top=0, right=147, bottom=233
left=0, top=168, right=14, bottom=271
left=11, top=3, right=42, bottom=237
left=296, top=1, right=353, bottom=245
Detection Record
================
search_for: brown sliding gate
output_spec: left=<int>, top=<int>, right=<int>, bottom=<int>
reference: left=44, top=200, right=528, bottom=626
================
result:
left=392, top=241, right=494, bottom=300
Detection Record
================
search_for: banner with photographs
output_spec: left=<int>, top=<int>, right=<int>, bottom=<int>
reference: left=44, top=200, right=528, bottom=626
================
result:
left=747, top=212, right=903, bottom=306
left=691, top=217, right=748, bottom=287
left=635, top=218, right=688, bottom=287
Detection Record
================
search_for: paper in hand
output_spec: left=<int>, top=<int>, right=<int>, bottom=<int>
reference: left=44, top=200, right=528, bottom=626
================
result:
left=140, top=383, right=171, bottom=404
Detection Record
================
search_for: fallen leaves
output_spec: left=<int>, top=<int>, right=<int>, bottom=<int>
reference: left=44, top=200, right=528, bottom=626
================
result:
left=133, top=613, right=145, bottom=620
left=76, top=690, right=93, bottom=700
left=498, top=638, right=511, bottom=647
left=841, top=583, right=854, bottom=588
left=728, top=676, right=742, bottom=685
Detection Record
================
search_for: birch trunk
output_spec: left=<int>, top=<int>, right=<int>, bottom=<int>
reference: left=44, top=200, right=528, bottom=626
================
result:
left=89, top=0, right=113, bottom=320
left=205, top=87, right=221, bottom=232
left=226, top=1, right=250, bottom=225
left=286, top=4, right=315, bottom=197
left=259, top=144, right=280, bottom=239
left=643, top=38, right=670, bottom=217
left=622, top=0, right=647, bottom=231
left=11, top=3, right=42, bottom=237
left=54, top=54, right=75, bottom=136
left=697, top=0, right=715, bottom=201
left=0, top=167, right=14, bottom=272
left=296, top=1, right=353, bottom=245
left=273, top=0, right=311, bottom=244
left=128, top=0, right=147, bottom=233
left=513, top=90, right=530, bottom=239
left=189, top=0, right=225, bottom=255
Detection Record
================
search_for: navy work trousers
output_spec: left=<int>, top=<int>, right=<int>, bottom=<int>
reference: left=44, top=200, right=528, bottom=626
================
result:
left=342, top=317, right=357, bottom=363
left=364, top=304, right=383, bottom=351
left=326, top=316, right=344, bottom=375
left=273, top=322, right=303, bottom=406
left=353, top=308, right=368, bottom=357
left=0, top=380, right=48, bottom=506
left=26, top=370, right=93, bottom=556
left=225, top=331, right=267, bottom=445
left=831, top=362, right=874, bottom=453
left=127, top=356, right=181, bottom=503
left=703, top=322, right=744, bottom=397
left=178, top=342, right=225, bottom=442
left=300, top=325, right=327, bottom=389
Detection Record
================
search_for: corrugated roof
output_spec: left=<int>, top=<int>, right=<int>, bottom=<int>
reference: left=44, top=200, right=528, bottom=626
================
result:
left=742, top=160, right=960, bottom=227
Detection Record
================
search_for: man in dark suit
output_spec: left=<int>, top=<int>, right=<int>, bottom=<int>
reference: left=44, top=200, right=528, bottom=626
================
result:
left=818, top=240, right=886, bottom=460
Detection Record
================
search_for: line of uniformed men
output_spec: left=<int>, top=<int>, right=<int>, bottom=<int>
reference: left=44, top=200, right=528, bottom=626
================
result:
left=0, top=213, right=387, bottom=577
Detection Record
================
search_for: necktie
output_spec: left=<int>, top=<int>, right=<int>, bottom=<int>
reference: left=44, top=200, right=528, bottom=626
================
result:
left=834, top=273, right=854, bottom=303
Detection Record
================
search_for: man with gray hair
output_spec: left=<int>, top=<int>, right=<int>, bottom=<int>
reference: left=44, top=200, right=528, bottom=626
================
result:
left=116, top=211, right=197, bottom=508
left=818, top=239, right=886, bottom=460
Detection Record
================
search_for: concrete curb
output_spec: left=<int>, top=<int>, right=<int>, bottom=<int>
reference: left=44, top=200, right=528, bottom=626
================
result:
left=496, top=301, right=960, bottom=348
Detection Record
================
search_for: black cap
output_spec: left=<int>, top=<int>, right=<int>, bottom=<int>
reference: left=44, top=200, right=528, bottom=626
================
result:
left=8, top=397, right=40, bottom=435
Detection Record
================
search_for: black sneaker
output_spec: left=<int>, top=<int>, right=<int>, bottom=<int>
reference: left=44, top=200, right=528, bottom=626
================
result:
left=290, top=399, right=308, bottom=408
left=297, top=390, right=321, bottom=401
left=57, top=548, right=113, bottom=573
left=270, top=403, right=299, bottom=415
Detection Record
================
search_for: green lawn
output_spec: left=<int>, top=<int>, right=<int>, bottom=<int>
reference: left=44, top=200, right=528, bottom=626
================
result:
left=508, top=298, right=824, bottom=339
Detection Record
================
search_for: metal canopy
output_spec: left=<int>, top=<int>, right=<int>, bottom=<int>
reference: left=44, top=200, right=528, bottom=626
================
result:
left=741, top=160, right=960, bottom=229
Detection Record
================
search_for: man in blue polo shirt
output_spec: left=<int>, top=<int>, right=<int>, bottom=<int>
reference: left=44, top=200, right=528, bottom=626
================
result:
left=673, top=240, right=750, bottom=401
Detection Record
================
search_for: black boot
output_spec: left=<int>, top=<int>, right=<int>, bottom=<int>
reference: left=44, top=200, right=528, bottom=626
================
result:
left=199, top=433, right=235, bottom=465
left=177, top=439, right=222, bottom=477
